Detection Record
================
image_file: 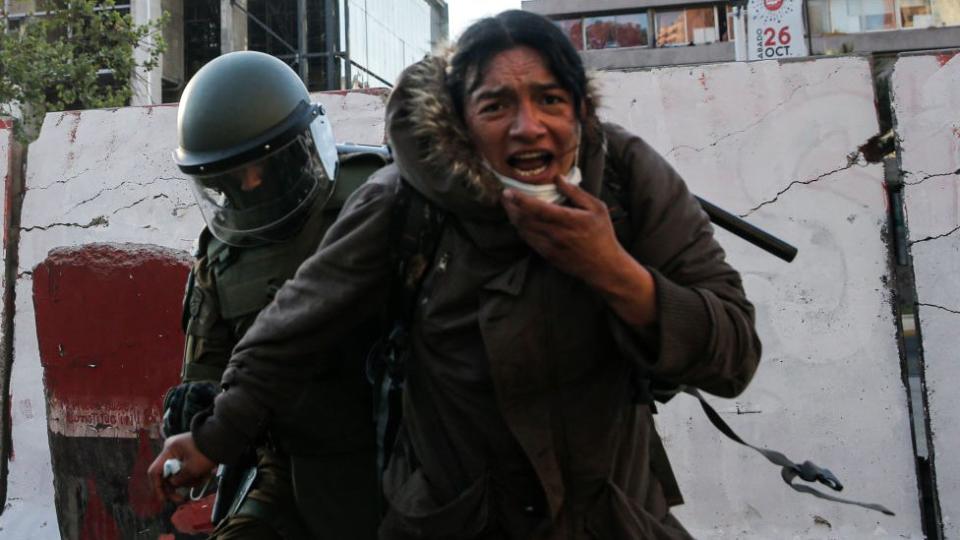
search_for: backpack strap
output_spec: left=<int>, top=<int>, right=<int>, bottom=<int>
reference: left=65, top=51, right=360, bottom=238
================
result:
left=389, top=178, right=447, bottom=327
left=369, top=178, right=447, bottom=473
left=682, top=386, right=895, bottom=515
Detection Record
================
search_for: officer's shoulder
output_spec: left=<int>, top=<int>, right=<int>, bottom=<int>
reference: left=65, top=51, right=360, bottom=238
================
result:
left=341, top=163, right=402, bottom=210
left=191, top=227, right=214, bottom=258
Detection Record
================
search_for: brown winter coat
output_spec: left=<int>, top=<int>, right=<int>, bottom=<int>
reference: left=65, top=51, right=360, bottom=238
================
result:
left=193, top=54, right=762, bottom=539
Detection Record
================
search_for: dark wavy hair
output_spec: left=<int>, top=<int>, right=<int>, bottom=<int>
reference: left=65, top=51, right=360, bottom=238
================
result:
left=446, top=10, right=589, bottom=121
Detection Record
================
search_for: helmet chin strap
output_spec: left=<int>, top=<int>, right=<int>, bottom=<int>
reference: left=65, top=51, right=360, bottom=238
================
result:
left=490, top=122, right=583, bottom=205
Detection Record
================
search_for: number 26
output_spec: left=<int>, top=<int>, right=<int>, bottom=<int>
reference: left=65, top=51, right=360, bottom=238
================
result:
left=763, top=26, right=792, bottom=46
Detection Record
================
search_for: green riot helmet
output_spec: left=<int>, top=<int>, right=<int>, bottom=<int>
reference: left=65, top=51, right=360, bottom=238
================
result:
left=174, top=51, right=338, bottom=247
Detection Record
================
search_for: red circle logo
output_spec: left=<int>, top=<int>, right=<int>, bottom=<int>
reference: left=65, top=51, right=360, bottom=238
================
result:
left=764, top=0, right=784, bottom=10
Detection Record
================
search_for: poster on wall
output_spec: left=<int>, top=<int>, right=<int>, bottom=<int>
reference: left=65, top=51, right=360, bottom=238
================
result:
left=747, top=0, right=809, bottom=60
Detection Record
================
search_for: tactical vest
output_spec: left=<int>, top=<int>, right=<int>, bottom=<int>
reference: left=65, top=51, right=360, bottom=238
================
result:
left=181, top=151, right=389, bottom=378
left=209, top=151, right=386, bottom=326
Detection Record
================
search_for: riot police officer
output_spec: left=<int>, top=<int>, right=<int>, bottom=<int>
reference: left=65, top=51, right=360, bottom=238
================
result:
left=158, top=50, right=380, bottom=539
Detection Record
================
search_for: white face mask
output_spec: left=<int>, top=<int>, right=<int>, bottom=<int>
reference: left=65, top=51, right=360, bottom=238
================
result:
left=491, top=165, right=582, bottom=204
left=490, top=122, right=583, bottom=205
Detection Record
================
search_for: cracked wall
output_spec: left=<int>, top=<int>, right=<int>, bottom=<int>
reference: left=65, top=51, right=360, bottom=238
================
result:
left=0, top=118, right=14, bottom=520
left=0, top=63, right=932, bottom=537
left=599, top=57, right=919, bottom=539
left=892, top=51, right=960, bottom=539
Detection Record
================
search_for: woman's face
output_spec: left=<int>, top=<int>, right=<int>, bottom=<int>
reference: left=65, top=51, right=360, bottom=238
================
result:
left=463, top=46, right=579, bottom=186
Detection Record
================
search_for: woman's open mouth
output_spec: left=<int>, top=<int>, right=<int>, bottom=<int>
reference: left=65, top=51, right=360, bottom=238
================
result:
left=506, top=151, right=553, bottom=178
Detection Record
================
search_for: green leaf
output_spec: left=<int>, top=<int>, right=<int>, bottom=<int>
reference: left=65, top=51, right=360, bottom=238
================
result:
left=0, top=0, right=167, bottom=142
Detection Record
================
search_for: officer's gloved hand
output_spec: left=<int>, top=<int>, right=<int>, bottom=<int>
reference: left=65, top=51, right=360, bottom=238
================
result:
left=162, top=381, right=218, bottom=438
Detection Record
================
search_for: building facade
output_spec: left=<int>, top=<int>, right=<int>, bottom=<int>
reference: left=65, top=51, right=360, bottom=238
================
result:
left=162, top=0, right=448, bottom=102
left=2, top=0, right=447, bottom=105
left=522, top=0, right=960, bottom=69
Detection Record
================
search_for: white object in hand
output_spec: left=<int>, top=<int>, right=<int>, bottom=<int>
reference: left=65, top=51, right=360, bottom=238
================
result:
left=163, top=458, right=183, bottom=479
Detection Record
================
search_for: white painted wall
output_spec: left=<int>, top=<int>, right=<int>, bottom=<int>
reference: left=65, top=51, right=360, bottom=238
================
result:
left=597, top=56, right=920, bottom=539
left=0, top=60, right=934, bottom=537
left=308, top=90, right=390, bottom=145
left=0, top=122, right=64, bottom=540
left=0, top=121, right=12, bottom=533
left=892, top=51, right=960, bottom=539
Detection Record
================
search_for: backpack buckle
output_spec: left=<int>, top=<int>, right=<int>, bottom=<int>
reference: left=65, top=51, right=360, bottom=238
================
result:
left=796, top=460, right=843, bottom=492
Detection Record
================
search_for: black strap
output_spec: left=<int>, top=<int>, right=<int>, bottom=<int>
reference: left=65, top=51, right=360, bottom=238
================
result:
left=602, top=153, right=890, bottom=515
left=682, top=387, right=895, bottom=516
left=369, top=179, right=447, bottom=474
left=389, top=179, right=447, bottom=324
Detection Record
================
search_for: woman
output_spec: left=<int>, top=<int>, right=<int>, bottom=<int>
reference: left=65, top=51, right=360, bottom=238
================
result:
left=151, top=10, right=761, bottom=539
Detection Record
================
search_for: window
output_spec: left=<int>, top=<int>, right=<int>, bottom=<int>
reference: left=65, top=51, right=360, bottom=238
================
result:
left=900, top=0, right=935, bottom=27
left=555, top=18, right=584, bottom=50
left=655, top=6, right=718, bottom=47
left=7, top=0, right=38, bottom=12
left=846, top=0, right=898, bottom=31
left=725, top=5, right=738, bottom=41
left=808, top=0, right=834, bottom=34
left=806, top=0, right=958, bottom=33
left=585, top=13, right=650, bottom=49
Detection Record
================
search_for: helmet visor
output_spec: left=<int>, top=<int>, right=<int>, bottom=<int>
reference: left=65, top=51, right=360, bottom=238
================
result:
left=189, top=129, right=333, bottom=247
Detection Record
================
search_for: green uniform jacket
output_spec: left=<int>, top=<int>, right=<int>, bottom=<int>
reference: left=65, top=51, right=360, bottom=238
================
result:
left=194, top=54, right=762, bottom=539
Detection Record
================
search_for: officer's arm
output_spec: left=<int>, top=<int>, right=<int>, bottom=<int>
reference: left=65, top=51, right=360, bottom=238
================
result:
left=181, top=255, right=237, bottom=383
left=162, top=253, right=237, bottom=437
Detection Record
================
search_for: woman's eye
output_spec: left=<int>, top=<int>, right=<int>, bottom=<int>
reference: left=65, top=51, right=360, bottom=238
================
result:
left=543, top=94, right=565, bottom=105
left=479, top=102, right=502, bottom=114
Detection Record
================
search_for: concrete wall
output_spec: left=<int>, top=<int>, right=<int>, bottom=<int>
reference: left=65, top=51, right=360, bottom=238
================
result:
left=597, top=56, right=919, bottom=538
left=813, top=26, right=960, bottom=56
left=161, top=0, right=185, bottom=89
left=1, top=105, right=198, bottom=539
left=892, top=50, right=960, bottom=539
left=583, top=42, right=734, bottom=71
left=0, top=118, right=13, bottom=526
left=0, top=58, right=951, bottom=537
left=221, top=0, right=247, bottom=54
left=131, top=0, right=165, bottom=107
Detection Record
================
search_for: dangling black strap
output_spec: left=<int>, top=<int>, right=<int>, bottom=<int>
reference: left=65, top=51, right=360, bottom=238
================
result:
left=682, top=387, right=895, bottom=516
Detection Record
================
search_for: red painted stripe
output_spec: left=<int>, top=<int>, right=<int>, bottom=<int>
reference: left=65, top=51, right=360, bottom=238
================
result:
left=128, top=429, right=165, bottom=518
left=33, top=244, right=190, bottom=422
left=171, top=494, right=216, bottom=535
left=80, top=477, right=120, bottom=540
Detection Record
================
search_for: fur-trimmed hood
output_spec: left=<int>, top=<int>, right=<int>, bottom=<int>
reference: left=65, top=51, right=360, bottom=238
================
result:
left=385, top=50, right=606, bottom=222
